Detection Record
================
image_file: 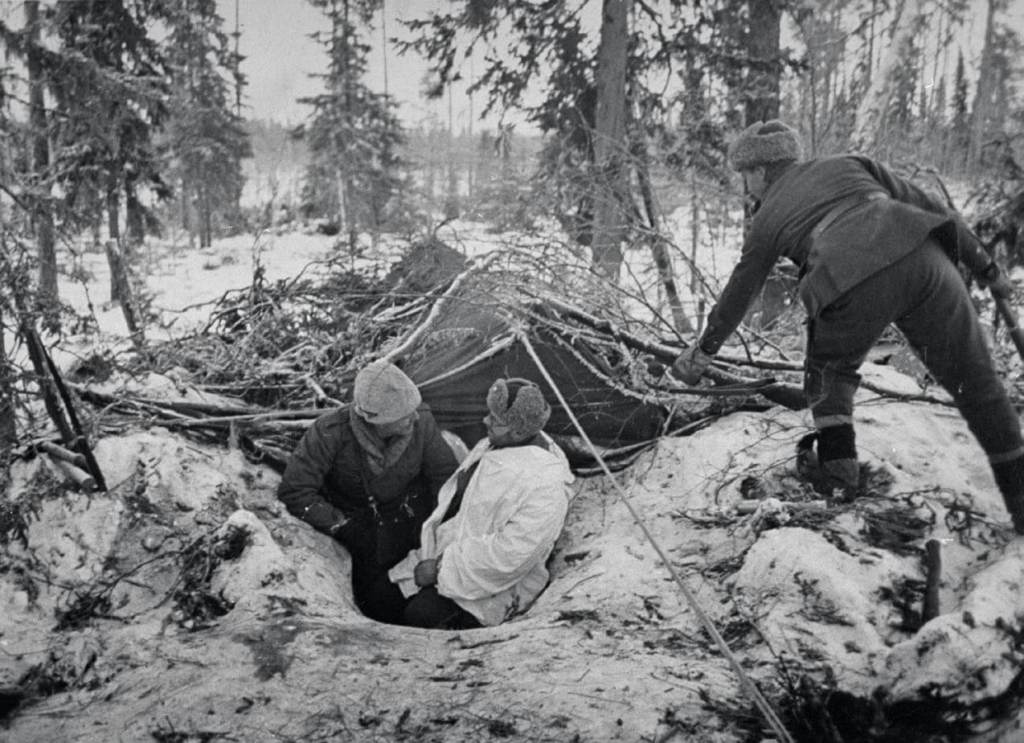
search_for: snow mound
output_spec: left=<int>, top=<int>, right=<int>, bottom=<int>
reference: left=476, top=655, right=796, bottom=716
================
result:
left=2, top=394, right=1023, bottom=741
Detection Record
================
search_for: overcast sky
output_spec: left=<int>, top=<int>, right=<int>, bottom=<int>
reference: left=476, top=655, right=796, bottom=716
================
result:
left=221, top=0, right=498, bottom=132
left=224, top=0, right=1020, bottom=134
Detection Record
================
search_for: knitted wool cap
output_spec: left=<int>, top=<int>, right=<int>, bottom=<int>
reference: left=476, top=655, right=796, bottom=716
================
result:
left=486, top=378, right=551, bottom=442
left=353, top=360, right=422, bottom=424
left=727, top=119, right=802, bottom=172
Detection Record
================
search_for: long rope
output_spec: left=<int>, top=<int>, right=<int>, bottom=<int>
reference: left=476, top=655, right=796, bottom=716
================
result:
left=519, top=331, right=795, bottom=743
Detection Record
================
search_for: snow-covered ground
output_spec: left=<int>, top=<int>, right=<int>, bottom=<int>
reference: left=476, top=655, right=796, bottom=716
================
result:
left=3, top=225, right=1023, bottom=741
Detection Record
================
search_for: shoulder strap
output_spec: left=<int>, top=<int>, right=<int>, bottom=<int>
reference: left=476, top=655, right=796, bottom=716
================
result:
left=441, top=460, right=481, bottom=523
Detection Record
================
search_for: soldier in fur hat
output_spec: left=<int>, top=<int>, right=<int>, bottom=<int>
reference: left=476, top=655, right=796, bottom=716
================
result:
left=672, top=119, right=1024, bottom=535
left=388, top=378, right=574, bottom=628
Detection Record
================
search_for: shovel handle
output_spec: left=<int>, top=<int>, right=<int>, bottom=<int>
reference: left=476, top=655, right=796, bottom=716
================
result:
left=994, top=296, right=1024, bottom=360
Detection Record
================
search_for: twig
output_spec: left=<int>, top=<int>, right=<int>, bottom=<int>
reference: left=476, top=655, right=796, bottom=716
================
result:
left=303, top=376, right=342, bottom=407
left=384, top=251, right=502, bottom=363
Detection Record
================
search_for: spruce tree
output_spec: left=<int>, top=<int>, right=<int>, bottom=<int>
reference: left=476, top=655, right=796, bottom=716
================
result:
left=160, top=0, right=251, bottom=248
left=296, top=0, right=407, bottom=249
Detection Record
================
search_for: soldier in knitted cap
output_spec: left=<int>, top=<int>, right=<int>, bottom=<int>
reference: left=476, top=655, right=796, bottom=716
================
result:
left=277, top=360, right=460, bottom=622
left=388, top=378, right=574, bottom=628
left=672, top=119, right=1024, bottom=534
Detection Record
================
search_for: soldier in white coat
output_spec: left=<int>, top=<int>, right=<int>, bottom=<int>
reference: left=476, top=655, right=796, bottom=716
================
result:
left=388, top=378, right=574, bottom=628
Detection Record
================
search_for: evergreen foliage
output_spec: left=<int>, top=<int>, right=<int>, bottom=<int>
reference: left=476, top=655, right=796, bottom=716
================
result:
left=159, top=0, right=252, bottom=247
left=295, top=0, right=409, bottom=243
left=45, top=0, right=170, bottom=243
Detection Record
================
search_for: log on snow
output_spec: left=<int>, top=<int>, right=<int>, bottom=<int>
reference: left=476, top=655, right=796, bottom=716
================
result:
left=47, top=455, right=97, bottom=491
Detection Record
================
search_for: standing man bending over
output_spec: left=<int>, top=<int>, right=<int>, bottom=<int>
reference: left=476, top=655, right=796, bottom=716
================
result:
left=673, top=119, right=1024, bottom=534
left=389, top=378, right=574, bottom=629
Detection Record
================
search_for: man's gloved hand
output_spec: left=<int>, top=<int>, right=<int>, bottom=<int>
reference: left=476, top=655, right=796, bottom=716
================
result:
left=672, top=345, right=713, bottom=385
left=978, top=262, right=1014, bottom=300
left=414, top=556, right=440, bottom=587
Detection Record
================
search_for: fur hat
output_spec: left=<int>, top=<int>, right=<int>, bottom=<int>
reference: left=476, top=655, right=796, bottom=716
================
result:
left=727, top=119, right=802, bottom=171
left=486, top=378, right=551, bottom=442
left=353, top=361, right=421, bottom=424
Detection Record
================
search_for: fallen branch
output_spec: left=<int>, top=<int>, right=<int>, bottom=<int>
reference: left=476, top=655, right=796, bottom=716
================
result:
left=735, top=499, right=827, bottom=515
left=385, top=252, right=502, bottom=363
left=304, top=376, right=342, bottom=407
left=38, top=441, right=87, bottom=469
left=534, top=297, right=807, bottom=410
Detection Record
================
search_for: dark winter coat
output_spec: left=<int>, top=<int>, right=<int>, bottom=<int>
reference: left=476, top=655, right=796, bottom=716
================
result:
left=698, top=155, right=992, bottom=353
left=277, top=404, right=459, bottom=567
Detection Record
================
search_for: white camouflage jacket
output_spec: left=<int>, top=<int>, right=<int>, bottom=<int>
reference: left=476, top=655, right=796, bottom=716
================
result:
left=388, top=433, right=574, bottom=626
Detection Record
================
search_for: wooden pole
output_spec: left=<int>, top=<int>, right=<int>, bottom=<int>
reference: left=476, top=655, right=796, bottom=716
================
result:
left=39, top=342, right=107, bottom=491
left=922, top=538, right=941, bottom=623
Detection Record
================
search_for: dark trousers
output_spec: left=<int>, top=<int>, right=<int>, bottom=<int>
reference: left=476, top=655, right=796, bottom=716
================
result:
left=341, top=503, right=428, bottom=624
left=403, top=587, right=480, bottom=630
left=804, top=239, right=1024, bottom=463
left=353, top=567, right=409, bottom=624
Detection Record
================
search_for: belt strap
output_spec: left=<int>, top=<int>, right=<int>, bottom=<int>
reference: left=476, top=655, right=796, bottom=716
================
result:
left=810, top=190, right=886, bottom=240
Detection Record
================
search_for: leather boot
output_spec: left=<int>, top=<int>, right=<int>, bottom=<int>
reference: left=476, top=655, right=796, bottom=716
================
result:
left=821, top=458, right=860, bottom=503
left=796, top=431, right=860, bottom=501
left=991, top=455, right=1024, bottom=535
left=817, top=424, right=860, bottom=503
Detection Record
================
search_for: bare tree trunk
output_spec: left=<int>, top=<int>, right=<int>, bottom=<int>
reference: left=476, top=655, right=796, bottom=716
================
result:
left=967, top=0, right=997, bottom=169
left=105, top=182, right=144, bottom=343
left=444, top=85, right=460, bottom=220
left=200, top=182, right=212, bottom=248
left=744, top=0, right=781, bottom=125
left=0, top=306, right=15, bottom=452
left=26, top=0, right=58, bottom=312
left=590, top=0, right=630, bottom=281
left=125, top=175, right=145, bottom=248
left=866, top=0, right=877, bottom=89
left=107, top=183, right=123, bottom=303
left=180, top=176, right=196, bottom=248
left=690, top=172, right=704, bottom=333
left=633, top=135, right=692, bottom=334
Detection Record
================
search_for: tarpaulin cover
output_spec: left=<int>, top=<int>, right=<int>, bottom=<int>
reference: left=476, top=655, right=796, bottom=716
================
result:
left=400, top=294, right=667, bottom=453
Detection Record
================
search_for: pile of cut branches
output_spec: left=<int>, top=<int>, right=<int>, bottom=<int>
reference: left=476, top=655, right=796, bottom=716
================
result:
left=63, top=240, right=817, bottom=468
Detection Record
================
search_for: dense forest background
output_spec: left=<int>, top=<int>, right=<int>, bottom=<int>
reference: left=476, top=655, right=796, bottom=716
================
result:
left=1, top=0, right=1023, bottom=455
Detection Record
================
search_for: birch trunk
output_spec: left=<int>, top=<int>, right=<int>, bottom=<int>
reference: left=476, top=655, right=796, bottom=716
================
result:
left=850, top=0, right=927, bottom=154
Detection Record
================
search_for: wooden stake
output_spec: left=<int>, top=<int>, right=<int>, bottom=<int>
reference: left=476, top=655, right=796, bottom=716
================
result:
left=922, top=538, right=942, bottom=623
